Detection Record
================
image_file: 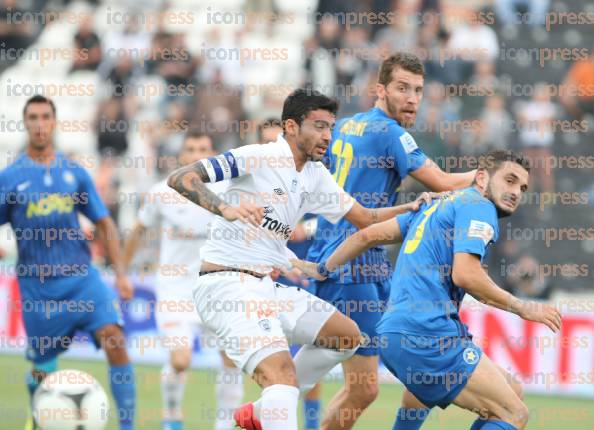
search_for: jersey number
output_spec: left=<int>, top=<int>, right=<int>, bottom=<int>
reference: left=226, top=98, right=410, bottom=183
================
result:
left=403, top=200, right=442, bottom=254
left=331, top=139, right=353, bottom=187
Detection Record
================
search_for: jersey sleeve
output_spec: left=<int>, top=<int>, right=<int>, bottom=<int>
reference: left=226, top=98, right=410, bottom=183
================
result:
left=306, top=165, right=355, bottom=224
left=396, top=210, right=416, bottom=238
left=453, top=199, right=498, bottom=259
left=386, top=128, right=428, bottom=180
left=199, top=144, right=265, bottom=182
left=76, top=167, right=109, bottom=222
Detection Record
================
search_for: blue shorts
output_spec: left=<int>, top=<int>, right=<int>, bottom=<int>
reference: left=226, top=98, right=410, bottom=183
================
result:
left=312, top=279, right=390, bottom=356
left=379, top=332, right=482, bottom=408
left=18, top=266, right=124, bottom=364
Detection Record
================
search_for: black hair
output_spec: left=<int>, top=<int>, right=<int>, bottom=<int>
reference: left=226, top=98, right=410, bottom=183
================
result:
left=281, top=89, right=338, bottom=130
left=473, top=150, right=531, bottom=185
left=23, top=95, right=56, bottom=117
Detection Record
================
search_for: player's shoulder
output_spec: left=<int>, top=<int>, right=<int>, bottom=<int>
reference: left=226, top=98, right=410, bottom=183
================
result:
left=55, top=152, right=92, bottom=177
left=452, top=188, right=497, bottom=218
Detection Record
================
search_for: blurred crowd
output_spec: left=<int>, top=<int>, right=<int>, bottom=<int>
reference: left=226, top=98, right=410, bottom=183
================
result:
left=1, top=0, right=593, bottom=293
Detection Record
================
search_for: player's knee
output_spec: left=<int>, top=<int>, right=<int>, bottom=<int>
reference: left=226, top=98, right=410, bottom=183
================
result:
left=347, top=378, right=379, bottom=409
left=509, top=401, right=530, bottom=428
left=97, top=324, right=125, bottom=346
left=511, top=380, right=524, bottom=401
left=341, top=318, right=362, bottom=350
left=170, top=350, right=191, bottom=372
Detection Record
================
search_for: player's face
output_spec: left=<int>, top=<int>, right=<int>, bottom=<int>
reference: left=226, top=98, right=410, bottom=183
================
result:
left=24, top=102, right=56, bottom=150
left=380, top=68, right=424, bottom=128
left=179, top=136, right=214, bottom=166
left=297, top=109, right=335, bottom=162
left=485, top=162, right=529, bottom=216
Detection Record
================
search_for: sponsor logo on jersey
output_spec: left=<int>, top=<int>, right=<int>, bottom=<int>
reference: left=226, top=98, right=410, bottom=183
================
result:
left=261, top=215, right=293, bottom=240
left=258, top=318, right=272, bottom=332
left=26, top=194, right=75, bottom=218
left=273, top=188, right=285, bottom=196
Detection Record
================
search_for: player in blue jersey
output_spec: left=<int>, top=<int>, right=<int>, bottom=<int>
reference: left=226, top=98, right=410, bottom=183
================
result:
left=0, top=95, right=136, bottom=430
left=306, top=52, right=476, bottom=429
left=295, top=150, right=562, bottom=430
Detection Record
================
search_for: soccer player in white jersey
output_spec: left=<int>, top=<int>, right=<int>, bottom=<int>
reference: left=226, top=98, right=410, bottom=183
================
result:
left=123, top=131, right=243, bottom=430
left=166, top=89, right=436, bottom=430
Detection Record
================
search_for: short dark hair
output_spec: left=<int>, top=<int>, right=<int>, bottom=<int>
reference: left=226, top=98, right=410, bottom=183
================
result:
left=378, top=52, right=424, bottom=86
left=257, top=118, right=282, bottom=141
left=281, top=89, right=338, bottom=129
left=184, top=128, right=210, bottom=142
left=477, top=150, right=531, bottom=177
left=23, top=95, right=56, bottom=117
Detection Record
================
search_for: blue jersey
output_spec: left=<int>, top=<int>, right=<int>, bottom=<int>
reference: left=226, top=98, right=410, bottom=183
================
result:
left=377, top=187, right=499, bottom=337
left=0, top=152, right=109, bottom=279
left=307, top=107, right=428, bottom=283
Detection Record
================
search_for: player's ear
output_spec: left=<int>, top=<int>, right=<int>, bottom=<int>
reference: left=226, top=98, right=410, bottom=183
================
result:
left=376, top=83, right=385, bottom=100
left=474, top=168, right=489, bottom=191
left=284, top=118, right=299, bottom=137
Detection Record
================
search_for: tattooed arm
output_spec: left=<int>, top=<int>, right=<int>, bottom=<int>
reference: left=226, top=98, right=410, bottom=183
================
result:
left=167, top=161, right=264, bottom=226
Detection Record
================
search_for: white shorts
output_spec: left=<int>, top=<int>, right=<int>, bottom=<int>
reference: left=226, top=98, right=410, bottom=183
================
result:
left=155, top=284, right=205, bottom=351
left=193, top=271, right=337, bottom=374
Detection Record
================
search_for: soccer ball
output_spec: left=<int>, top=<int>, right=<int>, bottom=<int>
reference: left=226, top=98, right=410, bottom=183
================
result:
left=32, top=369, right=109, bottom=430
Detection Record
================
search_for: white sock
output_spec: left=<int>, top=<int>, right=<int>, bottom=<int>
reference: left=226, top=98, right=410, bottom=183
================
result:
left=160, top=364, right=187, bottom=421
left=293, top=344, right=358, bottom=395
left=259, top=384, right=299, bottom=430
left=214, top=366, right=244, bottom=430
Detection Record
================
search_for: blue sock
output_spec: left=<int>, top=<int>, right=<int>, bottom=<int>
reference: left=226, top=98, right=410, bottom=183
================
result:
left=470, top=417, right=488, bottom=430
left=162, top=420, right=183, bottom=430
left=109, top=363, right=136, bottom=430
left=480, top=420, right=518, bottom=430
left=303, top=399, right=321, bottom=429
left=26, top=359, right=58, bottom=402
left=393, top=407, right=431, bottom=430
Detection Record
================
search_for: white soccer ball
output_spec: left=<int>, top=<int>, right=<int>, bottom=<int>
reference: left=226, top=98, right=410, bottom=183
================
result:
left=32, top=369, right=110, bottom=430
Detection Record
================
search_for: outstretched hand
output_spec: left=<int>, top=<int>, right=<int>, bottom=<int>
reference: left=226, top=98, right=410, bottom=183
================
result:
left=518, top=301, right=562, bottom=333
left=289, top=258, right=327, bottom=281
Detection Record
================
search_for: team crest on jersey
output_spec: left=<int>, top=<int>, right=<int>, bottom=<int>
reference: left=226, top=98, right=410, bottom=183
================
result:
left=462, top=347, right=479, bottom=365
left=63, top=170, right=75, bottom=185
left=258, top=318, right=272, bottom=332
left=273, top=188, right=285, bottom=196
left=43, top=173, right=53, bottom=187
left=291, top=179, right=298, bottom=193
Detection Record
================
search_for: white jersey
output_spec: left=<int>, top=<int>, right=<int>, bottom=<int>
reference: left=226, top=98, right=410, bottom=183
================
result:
left=138, top=179, right=227, bottom=289
left=198, top=135, right=355, bottom=273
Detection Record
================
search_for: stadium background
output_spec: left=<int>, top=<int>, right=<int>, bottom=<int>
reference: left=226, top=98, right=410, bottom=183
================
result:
left=0, top=0, right=593, bottom=428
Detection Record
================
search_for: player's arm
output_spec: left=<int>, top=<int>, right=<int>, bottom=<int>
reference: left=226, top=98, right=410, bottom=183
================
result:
left=344, top=191, right=438, bottom=229
left=167, top=154, right=263, bottom=226
left=76, top=167, right=133, bottom=300
left=291, top=218, right=403, bottom=280
left=95, top=216, right=133, bottom=300
left=452, top=253, right=562, bottom=333
left=122, top=221, right=146, bottom=272
left=410, top=158, right=476, bottom=191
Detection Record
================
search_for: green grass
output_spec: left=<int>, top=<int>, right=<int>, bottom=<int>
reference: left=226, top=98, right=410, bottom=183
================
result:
left=1, top=354, right=593, bottom=429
